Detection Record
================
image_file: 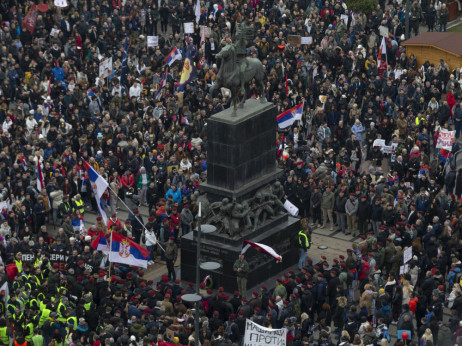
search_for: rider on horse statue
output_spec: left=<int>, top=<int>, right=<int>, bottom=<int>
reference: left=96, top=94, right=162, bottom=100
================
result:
left=235, top=21, right=254, bottom=94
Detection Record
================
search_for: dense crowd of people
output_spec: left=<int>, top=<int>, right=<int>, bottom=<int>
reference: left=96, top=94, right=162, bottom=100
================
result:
left=1, top=0, right=462, bottom=345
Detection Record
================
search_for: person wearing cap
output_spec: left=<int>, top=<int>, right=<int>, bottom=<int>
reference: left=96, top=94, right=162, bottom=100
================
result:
left=320, top=186, right=335, bottom=230
left=334, top=190, right=347, bottom=234
left=165, top=236, right=178, bottom=282
left=180, top=204, right=193, bottom=235
left=233, top=253, right=249, bottom=298
left=357, top=195, right=371, bottom=236
left=345, top=192, right=358, bottom=236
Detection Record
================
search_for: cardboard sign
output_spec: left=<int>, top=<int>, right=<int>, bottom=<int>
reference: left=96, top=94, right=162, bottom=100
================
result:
left=184, top=22, right=194, bottom=34
left=287, top=35, right=301, bottom=46
left=147, top=36, right=158, bottom=47
left=301, top=36, right=312, bottom=45
left=165, top=328, right=175, bottom=341
left=99, top=57, right=113, bottom=78
left=244, top=319, right=286, bottom=346
left=436, top=129, right=455, bottom=151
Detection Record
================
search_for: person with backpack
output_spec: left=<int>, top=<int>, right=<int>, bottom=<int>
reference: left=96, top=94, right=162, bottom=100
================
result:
left=224, top=314, right=240, bottom=344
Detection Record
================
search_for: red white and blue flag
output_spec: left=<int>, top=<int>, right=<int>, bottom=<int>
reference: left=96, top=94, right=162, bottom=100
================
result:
left=241, top=240, right=282, bottom=262
left=164, top=47, right=182, bottom=66
left=277, top=133, right=285, bottom=158
left=83, top=160, right=109, bottom=224
left=91, top=231, right=110, bottom=254
left=109, top=232, right=151, bottom=268
left=155, top=67, right=168, bottom=100
left=36, top=157, right=45, bottom=192
left=277, top=102, right=303, bottom=129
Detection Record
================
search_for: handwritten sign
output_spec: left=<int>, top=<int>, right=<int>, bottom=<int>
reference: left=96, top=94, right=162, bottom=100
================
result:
left=244, top=319, right=286, bottom=346
left=382, top=146, right=393, bottom=154
left=184, top=22, right=194, bottom=34
left=373, top=139, right=386, bottom=147
left=436, top=129, right=455, bottom=151
left=300, top=37, right=312, bottom=45
left=99, top=57, right=113, bottom=78
left=147, top=36, right=158, bottom=47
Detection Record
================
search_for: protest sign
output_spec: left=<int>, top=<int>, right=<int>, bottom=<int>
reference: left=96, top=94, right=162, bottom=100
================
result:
left=184, top=22, right=194, bottom=34
left=284, top=200, right=299, bottom=217
left=287, top=35, right=301, bottom=46
left=301, top=37, right=312, bottom=45
left=50, top=28, right=60, bottom=36
left=54, top=0, right=68, bottom=7
left=382, top=146, right=393, bottom=154
left=340, top=14, right=349, bottom=25
left=373, top=139, right=386, bottom=147
left=99, top=57, right=113, bottom=78
left=147, top=36, right=158, bottom=47
left=436, top=129, right=455, bottom=151
left=244, top=319, right=286, bottom=346
left=403, top=247, right=412, bottom=264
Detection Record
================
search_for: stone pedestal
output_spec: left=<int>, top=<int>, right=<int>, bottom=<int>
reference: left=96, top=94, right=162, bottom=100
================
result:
left=181, top=217, right=300, bottom=292
left=181, top=99, right=300, bottom=291
left=201, top=99, right=282, bottom=202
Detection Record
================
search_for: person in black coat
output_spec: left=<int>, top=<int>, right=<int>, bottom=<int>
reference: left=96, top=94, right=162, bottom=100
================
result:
left=421, top=271, right=435, bottom=304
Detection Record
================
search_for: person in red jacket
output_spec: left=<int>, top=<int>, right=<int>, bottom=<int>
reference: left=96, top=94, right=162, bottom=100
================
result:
left=408, top=292, right=418, bottom=315
left=107, top=214, right=122, bottom=231
left=170, top=207, right=181, bottom=238
left=120, top=169, right=135, bottom=192
left=448, top=89, right=456, bottom=118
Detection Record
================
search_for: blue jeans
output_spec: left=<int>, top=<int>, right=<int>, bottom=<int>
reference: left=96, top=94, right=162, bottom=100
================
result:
left=299, top=248, right=306, bottom=269
left=440, top=23, right=447, bottom=32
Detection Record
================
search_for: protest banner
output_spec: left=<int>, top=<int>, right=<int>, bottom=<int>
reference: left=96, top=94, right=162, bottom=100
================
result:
left=287, top=35, right=301, bottom=46
left=403, top=247, right=412, bottom=264
left=99, top=57, right=113, bottom=78
left=147, top=36, right=158, bottom=47
left=436, top=129, right=455, bottom=150
left=244, top=319, right=286, bottom=346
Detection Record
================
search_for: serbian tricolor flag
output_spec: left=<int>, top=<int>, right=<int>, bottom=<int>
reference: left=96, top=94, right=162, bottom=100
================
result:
left=36, top=159, right=45, bottom=192
left=91, top=231, right=110, bottom=254
left=19, top=156, right=27, bottom=171
left=276, top=102, right=303, bottom=129
left=154, top=67, right=168, bottom=100
left=277, top=134, right=285, bottom=158
left=109, top=232, right=150, bottom=268
left=83, top=160, right=109, bottom=224
left=241, top=240, right=282, bottom=262
left=377, top=37, right=387, bottom=67
left=164, top=47, right=182, bottom=66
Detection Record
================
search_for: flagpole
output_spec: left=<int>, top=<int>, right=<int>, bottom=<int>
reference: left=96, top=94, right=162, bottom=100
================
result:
left=106, top=185, right=165, bottom=253
left=107, top=230, right=113, bottom=280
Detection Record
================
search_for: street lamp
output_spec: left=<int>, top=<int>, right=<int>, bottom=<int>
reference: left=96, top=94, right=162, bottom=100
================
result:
left=191, top=203, right=218, bottom=346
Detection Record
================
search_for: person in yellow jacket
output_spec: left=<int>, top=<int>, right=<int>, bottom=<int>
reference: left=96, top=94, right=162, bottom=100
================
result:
left=0, top=317, right=11, bottom=346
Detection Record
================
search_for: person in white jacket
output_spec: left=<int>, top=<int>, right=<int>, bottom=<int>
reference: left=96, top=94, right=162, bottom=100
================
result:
left=26, top=112, right=38, bottom=136
left=144, top=227, right=157, bottom=265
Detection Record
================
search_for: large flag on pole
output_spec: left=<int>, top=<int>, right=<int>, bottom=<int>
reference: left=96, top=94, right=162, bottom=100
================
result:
left=154, top=67, right=168, bottom=99
left=109, top=232, right=150, bottom=268
left=22, top=3, right=37, bottom=34
left=378, top=37, right=387, bottom=67
left=83, top=160, right=109, bottom=224
left=164, top=47, right=182, bottom=66
left=276, top=102, right=304, bottom=129
left=175, top=47, right=197, bottom=92
left=241, top=240, right=282, bottom=262
left=36, top=157, right=45, bottom=191
left=195, top=0, right=201, bottom=24
left=91, top=231, right=110, bottom=254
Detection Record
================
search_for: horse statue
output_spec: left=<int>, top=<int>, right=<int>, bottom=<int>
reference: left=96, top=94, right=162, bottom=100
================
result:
left=210, top=43, right=266, bottom=115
